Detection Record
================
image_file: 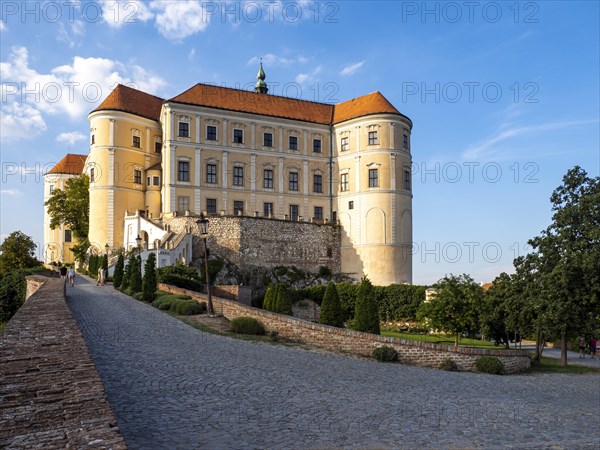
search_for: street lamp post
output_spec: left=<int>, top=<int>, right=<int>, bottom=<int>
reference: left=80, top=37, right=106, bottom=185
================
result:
left=196, top=215, right=214, bottom=315
left=105, top=243, right=109, bottom=256
left=135, top=235, right=142, bottom=256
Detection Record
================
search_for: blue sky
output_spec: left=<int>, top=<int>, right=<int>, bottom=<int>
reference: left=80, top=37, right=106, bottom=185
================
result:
left=1, top=1, right=598, bottom=285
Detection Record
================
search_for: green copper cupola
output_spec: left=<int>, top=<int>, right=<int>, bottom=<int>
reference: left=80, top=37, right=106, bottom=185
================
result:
left=254, top=62, right=268, bottom=94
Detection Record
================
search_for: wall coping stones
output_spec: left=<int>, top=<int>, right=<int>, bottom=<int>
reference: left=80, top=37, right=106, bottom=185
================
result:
left=0, top=276, right=127, bottom=449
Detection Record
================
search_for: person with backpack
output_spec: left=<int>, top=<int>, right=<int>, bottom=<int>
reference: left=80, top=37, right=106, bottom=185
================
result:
left=578, top=336, right=586, bottom=359
left=68, top=266, right=76, bottom=287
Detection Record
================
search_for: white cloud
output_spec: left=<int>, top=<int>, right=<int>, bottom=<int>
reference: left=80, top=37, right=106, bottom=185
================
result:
left=462, top=119, right=600, bottom=160
left=57, top=20, right=85, bottom=49
left=0, top=20, right=6, bottom=32
left=99, top=0, right=154, bottom=28
left=0, top=188, right=25, bottom=197
left=150, top=0, right=210, bottom=40
left=56, top=131, right=86, bottom=145
left=247, top=53, right=309, bottom=67
left=295, top=65, right=322, bottom=84
left=340, top=61, right=366, bottom=76
left=0, top=46, right=166, bottom=142
left=188, top=48, right=196, bottom=60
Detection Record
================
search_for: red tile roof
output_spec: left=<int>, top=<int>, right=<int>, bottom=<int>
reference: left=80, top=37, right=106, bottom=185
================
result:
left=92, top=83, right=411, bottom=126
left=92, top=84, right=164, bottom=121
left=47, top=154, right=87, bottom=175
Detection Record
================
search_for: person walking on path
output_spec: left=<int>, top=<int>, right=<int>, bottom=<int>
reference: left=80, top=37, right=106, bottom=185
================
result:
left=59, top=265, right=67, bottom=280
left=578, top=336, right=586, bottom=358
left=97, top=267, right=105, bottom=286
left=68, top=266, right=76, bottom=287
left=590, top=336, right=597, bottom=360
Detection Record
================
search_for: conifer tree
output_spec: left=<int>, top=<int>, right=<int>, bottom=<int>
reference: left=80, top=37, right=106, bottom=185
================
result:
left=263, top=283, right=274, bottom=311
left=113, top=252, right=124, bottom=289
left=320, top=281, right=344, bottom=327
left=142, top=253, right=157, bottom=302
left=353, top=276, right=380, bottom=334
left=129, top=255, right=143, bottom=293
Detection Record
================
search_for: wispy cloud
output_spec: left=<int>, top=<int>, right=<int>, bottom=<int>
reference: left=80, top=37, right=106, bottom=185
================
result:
left=462, top=119, right=599, bottom=160
left=56, top=131, right=87, bottom=145
left=340, top=60, right=365, bottom=76
left=0, top=20, right=7, bottom=32
left=247, top=53, right=309, bottom=67
left=295, top=65, right=322, bottom=84
left=0, top=188, right=24, bottom=197
left=188, top=48, right=196, bottom=60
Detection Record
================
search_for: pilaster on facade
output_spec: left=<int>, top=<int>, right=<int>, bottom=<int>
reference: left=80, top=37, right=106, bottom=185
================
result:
left=222, top=151, right=229, bottom=188
left=354, top=155, right=361, bottom=193
left=251, top=123, right=256, bottom=150
left=223, top=119, right=228, bottom=147
left=195, top=147, right=202, bottom=214
left=355, top=125, right=361, bottom=150
left=303, top=130, right=308, bottom=156
left=170, top=112, right=176, bottom=139
left=390, top=122, right=396, bottom=149
left=278, top=157, right=284, bottom=194
left=195, top=116, right=201, bottom=143
left=109, top=119, right=115, bottom=147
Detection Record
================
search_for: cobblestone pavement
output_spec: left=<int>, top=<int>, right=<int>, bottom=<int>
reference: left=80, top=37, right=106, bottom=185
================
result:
left=67, top=277, right=600, bottom=450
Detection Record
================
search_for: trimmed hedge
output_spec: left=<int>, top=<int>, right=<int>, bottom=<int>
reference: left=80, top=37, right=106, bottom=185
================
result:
left=372, top=345, right=398, bottom=362
left=157, top=265, right=203, bottom=292
left=230, top=317, right=266, bottom=335
left=475, top=356, right=504, bottom=375
left=439, top=358, right=459, bottom=371
left=151, top=293, right=205, bottom=315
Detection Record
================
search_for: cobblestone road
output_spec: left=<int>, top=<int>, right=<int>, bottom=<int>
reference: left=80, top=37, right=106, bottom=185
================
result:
left=67, top=276, right=600, bottom=449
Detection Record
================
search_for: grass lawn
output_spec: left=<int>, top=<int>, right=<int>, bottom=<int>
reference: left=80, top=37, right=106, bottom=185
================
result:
left=381, top=331, right=503, bottom=349
left=527, top=356, right=600, bottom=374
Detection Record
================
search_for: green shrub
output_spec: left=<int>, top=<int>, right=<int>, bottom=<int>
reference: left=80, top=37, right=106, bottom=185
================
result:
left=159, top=301, right=172, bottom=311
left=263, top=283, right=275, bottom=311
left=317, top=265, right=332, bottom=278
left=352, top=277, right=380, bottom=335
left=372, top=345, right=398, bottom=362
left=439, top=358, right=459, bottom=371
left=124, top=287, right=135, bottom=297
left=274, top=284, right=293, bottom=315
left=113, top=253, right=124, bottom=289
left=274, top=266, right=288, bottom=277
left=319, top=281, right=344, bottom=327
left=142, top=253, right=157, bottom=302
left=230, top=317, right=266, bottom=335
left=157, top=264, right=203, bottom=291
left=132, top=292, right=144, bottom=301
left=475, top=356, right=504, bottom=374
left=175, top=301, right=204, bottom=315
left=295, top=285, right=327, bottom=305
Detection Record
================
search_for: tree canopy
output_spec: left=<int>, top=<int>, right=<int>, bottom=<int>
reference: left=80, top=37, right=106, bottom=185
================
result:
left=0, top=231, right=38, bottom=275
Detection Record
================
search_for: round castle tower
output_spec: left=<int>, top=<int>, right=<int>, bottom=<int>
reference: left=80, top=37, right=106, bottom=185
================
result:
left=86, top=84, right=164, bottom=251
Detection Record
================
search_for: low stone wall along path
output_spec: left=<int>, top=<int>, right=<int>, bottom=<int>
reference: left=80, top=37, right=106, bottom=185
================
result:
left=67, top=276, right=600, bottom=449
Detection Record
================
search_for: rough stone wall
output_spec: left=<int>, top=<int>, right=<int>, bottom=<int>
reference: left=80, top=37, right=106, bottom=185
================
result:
left=168, top=216, right=341, bottom=274
left=0, top=277, right=127, bottom=449
left=24, top=275, right=47, bottom=300
left=158, top=284, right=531, bottom=374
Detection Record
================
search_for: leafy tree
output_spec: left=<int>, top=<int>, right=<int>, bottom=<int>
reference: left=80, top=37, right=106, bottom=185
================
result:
left=0, top=231, right=38, bottom=274
left=45, top=174, right=90, bottom=264
left=319, top=281, right=344, bottom=327
left=142, top=253, right=157, bottom=302
left=417, top=274, right=483, bottom=345
left=113, top=252, right=124, bottom=289
left=0, top=270, right=28, bottom=323
left=353, top=276, right=380, bottom=334
left=482, top=272, right=521, bottom=349
left=526, top=166, right=600, bottom=366
left=129, top=255, right=142, bottom=293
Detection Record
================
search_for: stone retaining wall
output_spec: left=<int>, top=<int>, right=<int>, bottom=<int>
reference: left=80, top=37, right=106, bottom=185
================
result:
left=158, top=283, right=531, bottom=373
left=0, top=276, right=127, bottom=449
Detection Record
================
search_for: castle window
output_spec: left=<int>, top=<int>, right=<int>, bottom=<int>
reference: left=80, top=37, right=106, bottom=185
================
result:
left=64, top=229, right=72, bottom=243
left=206, top=163, right=217, bottom=184
left=264, top=202, right=274, bottom=217
left=349, top=201, right=354, bottom=210
left=91, top=134, right=95, bottom=145
left=177, top=196, right=189, bottom=212
left=178, top=161, right=190, bottom=182
left=207, top=125, right=217, bottom=141
left=90, top=168, right=95, bottom=182
left=403, top=133, right=409, bottom=149
left=341, top=137, right=349, bottom=151
left=313, top=139, right=322, bottom=153
left=233, top=128, right=243, bottom=144
left=289, top=171, right=299, bottom=191
left=340, top=173, right=349, bottom=192
left=264, top=169, right=273, bottom=189
left=233, top=166, right=244, bottom=186
left=233, top=201, right=244, bottom=216
left=147, top=176, right=151, bottom=186
left=207, top=198, right=217, bottom=214
left=368, top=131, right=378, bottom=145
left=289, top=136, right=298, bottom=150
left=132, top=135, right=141, bottom=148
left=314, top=206, right=323, bottom=220
left=313, top=174, right=323, bottom=193
left=290, top=204, right=299, bottom=221
left=134, top=169, right=142, bottom=184
left=369, top=168, right=379, bottom=187
left=404, top=169, right=411, bottom=191
left=178, top=121, right=190, bottom=138
left=49, top=184, right=55, bottom=193
left=155, top=140, right=162, bottom=153
left=264, top=133, right=273, bottom=147
left=153, top=176, right=160, bottom=186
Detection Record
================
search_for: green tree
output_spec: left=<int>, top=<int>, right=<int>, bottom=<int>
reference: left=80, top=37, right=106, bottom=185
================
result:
left=319, top=281, right=344, bottom=327
left=273, top=284, right=293, bottom=315
left=113, top=252, right=124, bottom=289
left=120, top=255, right=135, bottom=291
left=263, top=283, right=275, bottom=311
left=129, top=255, right=142, bottom=293
left=526, top=166, right=600, bottom=366
left=142, top=253, right=157, bottom=302
left=417, top=274, right=483, bottom=345
left=0, top=270, right=28, bottom=323
left=44, top=174, right=90, bottom=264
left=482, top=272, right=522, bottom=349
left=88, top=254, right=98, bottom=279
left=353, top=276, right=380, bottom=335
left=0, top=231, right=38, bottom=274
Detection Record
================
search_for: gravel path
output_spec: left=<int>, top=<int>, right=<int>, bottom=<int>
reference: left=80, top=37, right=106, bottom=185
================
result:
left=67, top=276, right=600, bottom=449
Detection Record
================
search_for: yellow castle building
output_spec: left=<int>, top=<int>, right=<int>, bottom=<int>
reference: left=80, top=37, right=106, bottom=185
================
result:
left=44, top=65, right=414, bottom=285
